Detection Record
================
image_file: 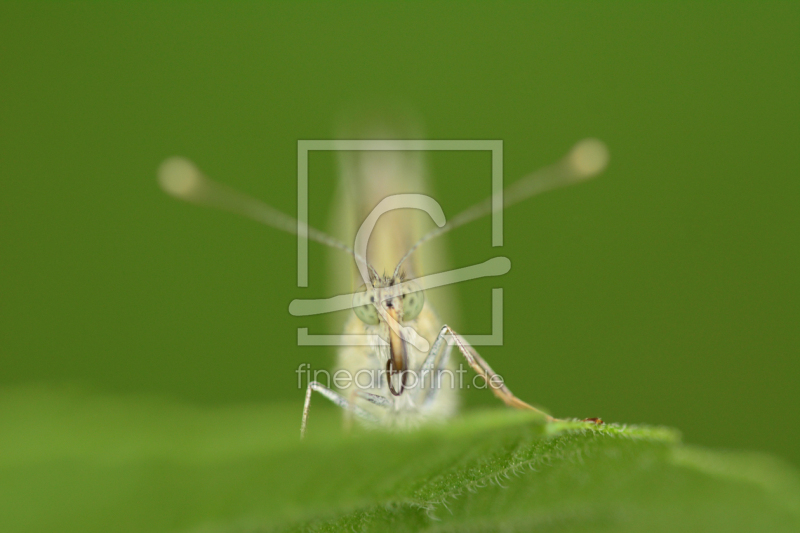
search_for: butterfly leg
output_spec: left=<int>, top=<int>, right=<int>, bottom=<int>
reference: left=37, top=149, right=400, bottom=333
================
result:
left=429, top=325, right=557, bottom=421
left=301, top=381, right=381, bottom=439
left=415, top=328, right=455, bottom=409
left=343, top=388, right=394, bottom=432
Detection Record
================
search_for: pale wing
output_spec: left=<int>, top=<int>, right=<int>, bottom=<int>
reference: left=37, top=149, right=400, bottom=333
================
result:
left=327, top=115, right=458, bottom=324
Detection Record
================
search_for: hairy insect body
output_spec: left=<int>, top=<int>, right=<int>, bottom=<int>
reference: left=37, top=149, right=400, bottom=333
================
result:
left=332, top=139, right=459, bottom=429
left=337, top=292, right=459, bottom=429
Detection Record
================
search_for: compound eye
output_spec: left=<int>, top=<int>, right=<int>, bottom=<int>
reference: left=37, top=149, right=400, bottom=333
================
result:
left=401, top=281, right=425, bottom=320
left=352, top=284, right=380, bottom=325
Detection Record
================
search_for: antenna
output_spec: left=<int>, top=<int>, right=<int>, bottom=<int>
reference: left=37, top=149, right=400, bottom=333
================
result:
left=393, top=138, right=609, bottom=277
left=157, top=157, right=379, bottom=279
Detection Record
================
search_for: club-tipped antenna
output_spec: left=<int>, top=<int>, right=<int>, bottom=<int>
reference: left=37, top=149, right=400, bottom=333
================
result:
left=158, top=157, right=379, bottom=279
left=393, top=138, right=609, bottom=277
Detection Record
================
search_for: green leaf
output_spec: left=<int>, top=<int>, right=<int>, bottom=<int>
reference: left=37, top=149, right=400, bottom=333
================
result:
left=1, top=386, right=798, bottom=532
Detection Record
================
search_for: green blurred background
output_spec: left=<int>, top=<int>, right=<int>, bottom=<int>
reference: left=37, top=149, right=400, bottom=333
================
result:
left=1, top=1, right=798, bottom=468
